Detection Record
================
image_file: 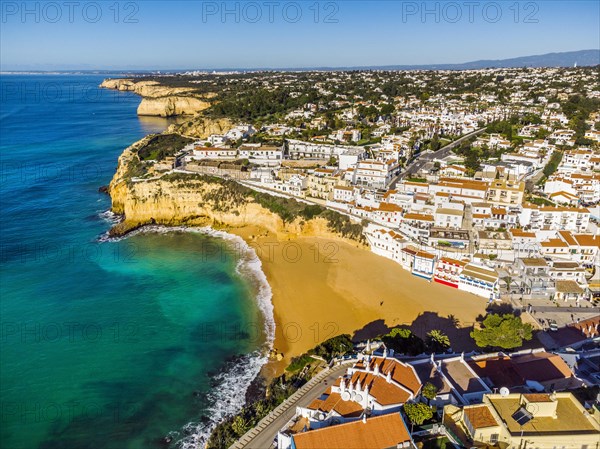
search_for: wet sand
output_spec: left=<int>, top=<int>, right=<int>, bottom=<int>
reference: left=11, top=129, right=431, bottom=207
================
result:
left=230, top=227, right=488, bottom=376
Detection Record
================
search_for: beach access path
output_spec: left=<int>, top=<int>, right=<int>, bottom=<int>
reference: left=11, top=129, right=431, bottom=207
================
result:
left=229, top=360, right=355, bottom=449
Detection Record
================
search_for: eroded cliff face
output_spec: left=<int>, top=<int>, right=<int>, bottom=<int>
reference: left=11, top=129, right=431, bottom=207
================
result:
left=137, top=96, right=211, bottom=117
left=99, top=79, right=212, bottom=117
left=108, top=140, right=363, bottom=246
left=100, top=78, right=196, bottom=97
left=167, top=116, right=233, bottom=139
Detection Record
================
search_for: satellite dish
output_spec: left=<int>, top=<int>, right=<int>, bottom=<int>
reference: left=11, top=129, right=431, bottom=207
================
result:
left=500, top=387, right=510, bottom=397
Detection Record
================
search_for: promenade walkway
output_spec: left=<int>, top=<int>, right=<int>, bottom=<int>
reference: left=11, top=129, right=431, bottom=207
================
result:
left=229, top=360, right=355, bottom=449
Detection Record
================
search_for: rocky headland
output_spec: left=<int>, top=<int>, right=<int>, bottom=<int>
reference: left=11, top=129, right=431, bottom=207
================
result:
left=99, top=78, right=213, bottom=117
left=107, top=135, right=365, bottom=247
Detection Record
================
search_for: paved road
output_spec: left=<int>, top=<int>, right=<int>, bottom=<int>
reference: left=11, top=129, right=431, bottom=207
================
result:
left=230, top=362, right=353, bottom=449
left=399, top=128, right=486, bottom=181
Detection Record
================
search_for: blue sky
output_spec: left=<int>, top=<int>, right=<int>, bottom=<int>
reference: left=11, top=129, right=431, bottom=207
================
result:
left=1, top=1, right=599, bottom=70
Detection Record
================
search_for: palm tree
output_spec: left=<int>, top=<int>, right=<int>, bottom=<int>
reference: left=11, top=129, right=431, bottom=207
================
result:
left=426, top=330, right=451, bottom=353
left=502, top=275, right=515, bottom=300
left=446, top=314, right=459, bottom=327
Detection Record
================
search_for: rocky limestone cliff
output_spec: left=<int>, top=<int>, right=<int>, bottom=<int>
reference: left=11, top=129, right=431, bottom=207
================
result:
left=137, top=96, right=211, bottom=117
left=100, top=78, right=212, bottom=117
left=108, top=139, right=364, bottom=246
left=167, top=116, right=234, bottom=139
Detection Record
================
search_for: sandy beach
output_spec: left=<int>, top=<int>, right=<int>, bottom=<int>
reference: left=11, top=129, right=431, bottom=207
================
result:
left=230, top=227, right=488, bottom=376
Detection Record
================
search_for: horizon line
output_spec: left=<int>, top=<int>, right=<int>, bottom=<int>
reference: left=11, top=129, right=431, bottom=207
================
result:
left=2, top=49, right=599, bottom=73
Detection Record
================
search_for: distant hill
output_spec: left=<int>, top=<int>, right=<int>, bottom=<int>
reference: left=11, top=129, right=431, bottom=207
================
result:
left=347, top=50, right=600, bottom=71
left=3, top=50, right=599, bottom=74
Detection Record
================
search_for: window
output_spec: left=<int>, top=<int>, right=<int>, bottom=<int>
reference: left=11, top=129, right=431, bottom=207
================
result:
left=489, top=434, right=499, bottom=444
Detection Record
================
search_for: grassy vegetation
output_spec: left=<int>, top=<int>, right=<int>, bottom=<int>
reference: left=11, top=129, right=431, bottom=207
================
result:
left=206, top=335, right=354, bottom=449
left=528, top=195, right=555, bottom=206
left=124, top=157, right=147, bottom=181
left=286, top=354, right=314, bottom=372
left=137, top=133, right=194, bottom=161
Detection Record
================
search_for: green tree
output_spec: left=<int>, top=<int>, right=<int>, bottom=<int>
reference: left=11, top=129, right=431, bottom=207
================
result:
left=381, top=328, right=426, bottom=356
left=543, top=151, right=563, bottom=179
left=470, top=313, right=533, bottom=350
left=430, top=133, right=441, bottom=151
left=426, top=330, right=451, bottom=353
left=309, top=334, right=354, bottom=360
left=404, top=402, right=434, bottom=427
left=380, top=103, right=395, bottom=115
left=464, top=152, right=481, bottom=175
left=422, top=382, right=438, bottom=405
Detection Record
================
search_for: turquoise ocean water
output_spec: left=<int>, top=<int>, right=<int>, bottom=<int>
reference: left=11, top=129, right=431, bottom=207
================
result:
left=0, top=75, right=271, bottom=449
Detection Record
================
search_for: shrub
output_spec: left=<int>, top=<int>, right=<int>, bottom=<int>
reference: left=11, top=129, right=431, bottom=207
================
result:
left=137, top=134, right=194, bottom=161
left=286, top=354, right=313, bottom=372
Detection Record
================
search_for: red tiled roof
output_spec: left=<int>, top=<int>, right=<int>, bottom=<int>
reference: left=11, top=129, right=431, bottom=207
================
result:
left=292, top=413, right=411, bottom=449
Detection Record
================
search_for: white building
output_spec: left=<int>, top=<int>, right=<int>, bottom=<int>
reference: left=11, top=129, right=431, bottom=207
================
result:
left=435, top=207, right=464, bottom=229
left=338, top=147, right=368, bottom=170
left=519, top=205, right=590, bottom=233
left=458, top=263, right=499, bottom=300
left=352, top=159, right=399, bottom=189
left=238, top=144, right=283, bottom=166
left=296, top=354, right=422, bottom=430
left=189, top=146, right=237, bottom=160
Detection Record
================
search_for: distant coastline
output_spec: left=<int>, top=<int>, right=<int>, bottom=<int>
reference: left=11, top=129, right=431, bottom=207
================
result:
left=5, top=48, right=599, bottom=74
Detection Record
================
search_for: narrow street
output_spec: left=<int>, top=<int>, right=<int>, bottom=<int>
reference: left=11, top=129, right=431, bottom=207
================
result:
left=398, top=128, right=486, bottom=183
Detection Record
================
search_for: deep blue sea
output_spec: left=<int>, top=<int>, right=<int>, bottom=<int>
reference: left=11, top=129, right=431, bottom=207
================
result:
left=0, top=75, right=270, bottom=449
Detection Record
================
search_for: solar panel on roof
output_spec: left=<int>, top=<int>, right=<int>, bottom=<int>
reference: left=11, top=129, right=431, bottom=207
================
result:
left=512, top=407, right=533, bottom=426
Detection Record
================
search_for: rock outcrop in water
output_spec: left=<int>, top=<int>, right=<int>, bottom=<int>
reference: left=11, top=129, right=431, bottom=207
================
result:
left=99, top=79, right=212, bottom=117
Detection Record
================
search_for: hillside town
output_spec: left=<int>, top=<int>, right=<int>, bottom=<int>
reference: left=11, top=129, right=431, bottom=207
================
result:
left=122, top=66, right=600, bottom=449
left=141, top=67, right=599, bottom=321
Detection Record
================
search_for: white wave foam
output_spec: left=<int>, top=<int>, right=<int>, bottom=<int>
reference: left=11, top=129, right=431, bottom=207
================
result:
left=97, top=210, right=122, bottom=225
left=97, top=221, right=276, bottom=448
left=174, top=351, right=268, bottom=449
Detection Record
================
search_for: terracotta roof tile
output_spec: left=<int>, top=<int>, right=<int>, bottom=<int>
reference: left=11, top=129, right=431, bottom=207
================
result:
left=464, top=405, right=499, bottom=429
left=292, top=413, right=411, bottom=449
